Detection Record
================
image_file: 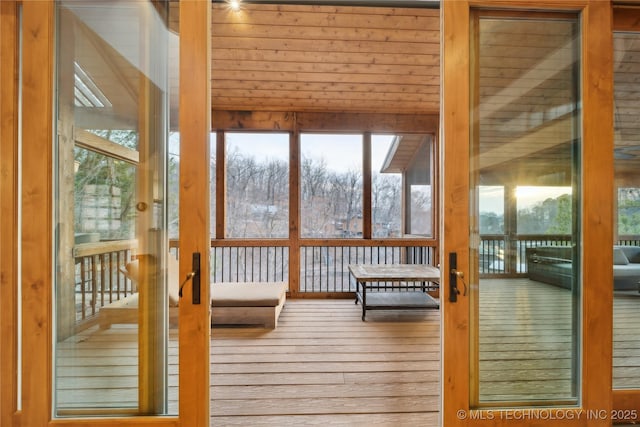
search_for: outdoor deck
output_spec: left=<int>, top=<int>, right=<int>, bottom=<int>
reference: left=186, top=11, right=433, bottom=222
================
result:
left=55, top=279, right=640, bottom=425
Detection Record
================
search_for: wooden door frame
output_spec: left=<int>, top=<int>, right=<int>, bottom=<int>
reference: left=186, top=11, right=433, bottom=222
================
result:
left=177, top=0, right=211, bottom=426
left=0, top=1, right=20, bottom=426
left=441, top=0, right=613, bottom=425
left=11, top=0, right=210, bottom=425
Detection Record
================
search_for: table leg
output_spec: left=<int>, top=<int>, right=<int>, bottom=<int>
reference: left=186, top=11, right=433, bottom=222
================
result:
left=361, top=282, right=366, bottom=321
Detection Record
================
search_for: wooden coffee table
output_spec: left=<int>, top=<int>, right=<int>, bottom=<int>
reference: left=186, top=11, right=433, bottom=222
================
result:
left=348, top=264, right=440, bottom=321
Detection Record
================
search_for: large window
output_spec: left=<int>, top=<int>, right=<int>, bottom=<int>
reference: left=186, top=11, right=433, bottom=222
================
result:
left=300, top=133, right=363, bottom=238
left=216, top=130, right=434, bottom=244
left=405, top=135, right=434, bottom=236
left=372, top=135, right=402, bottom=237
left=225, top=132, right=290, bottom=238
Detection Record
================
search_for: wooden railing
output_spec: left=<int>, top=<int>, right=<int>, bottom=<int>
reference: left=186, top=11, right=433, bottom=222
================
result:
left=73, top=239, right=136, bottom=324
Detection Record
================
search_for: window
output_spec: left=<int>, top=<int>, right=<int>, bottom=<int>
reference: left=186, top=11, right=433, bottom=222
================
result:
left=405, top=136, right=433, bottom=236
left=300, top=133, right=363, bottom=238
left=372, top=135, right=402, bottom=237
left=225, top=132, right=290, bottom=238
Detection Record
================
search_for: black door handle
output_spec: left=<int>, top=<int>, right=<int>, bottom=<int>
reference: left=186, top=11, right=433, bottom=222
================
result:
left=178, top=252, right=201, bottom=304
left=449, top=252, right=460, bottom=303
left=192, top=252, right=201, bottom=305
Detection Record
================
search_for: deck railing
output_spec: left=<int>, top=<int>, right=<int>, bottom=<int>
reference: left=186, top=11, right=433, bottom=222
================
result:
left=299, top=245, right=435, bottom=293
left=211, top=245, right=289, bottom=283
left=169, top=239, right=438, bottom=295
left=73, top=240, right=136, bottom=324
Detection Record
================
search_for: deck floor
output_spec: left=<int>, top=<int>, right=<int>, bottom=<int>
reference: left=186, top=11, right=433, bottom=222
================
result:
left=55, top=278, right=640, bottom=425
left=207, top=300, right=440, bottom=426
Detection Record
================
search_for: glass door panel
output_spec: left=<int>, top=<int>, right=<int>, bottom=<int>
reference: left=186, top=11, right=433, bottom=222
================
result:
left=53, top=0, right=178, bottom=416
left=613, top=31, right=640, bottom=391
left=472, top=13, right=581, bottom=405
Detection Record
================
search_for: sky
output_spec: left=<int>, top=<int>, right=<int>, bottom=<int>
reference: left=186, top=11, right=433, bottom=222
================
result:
left=224, top=132, right=395, bottom=174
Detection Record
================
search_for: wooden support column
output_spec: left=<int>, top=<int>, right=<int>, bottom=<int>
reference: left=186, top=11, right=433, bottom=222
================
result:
left=216, top=130, right=226, bottom=239
left=362, top=132, right=372, bottom=239
left=289, top=124, right=301, bottom=295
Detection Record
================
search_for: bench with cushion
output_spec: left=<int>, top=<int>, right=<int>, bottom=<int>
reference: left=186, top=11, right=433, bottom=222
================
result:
left=211, top=282, right=287, bottom=328
left=99, top=256, right=287, bottom=329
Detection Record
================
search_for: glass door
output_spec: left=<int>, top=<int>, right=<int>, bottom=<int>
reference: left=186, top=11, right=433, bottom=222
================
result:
left=17, top=0, right=210, bottom=425
left=442, top=0, right=614, bottom=425
left=52, top=0, right=179, bottom=416
left=612, top=6, right=640, bottom=421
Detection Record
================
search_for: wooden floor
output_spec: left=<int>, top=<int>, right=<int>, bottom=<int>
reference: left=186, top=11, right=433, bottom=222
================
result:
left=55, top=279, right=640, bottom=425
left=207, top=300, right=440, bottom=426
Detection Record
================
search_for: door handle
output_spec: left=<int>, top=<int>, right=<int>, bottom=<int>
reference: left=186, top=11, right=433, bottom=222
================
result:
left=178, top=252, right=201, bottom=304
left=191, top=252, right=201, bottom=304
left=448, top=252, right=467, bottom=302
left=449, top=252, right=460, bottom=302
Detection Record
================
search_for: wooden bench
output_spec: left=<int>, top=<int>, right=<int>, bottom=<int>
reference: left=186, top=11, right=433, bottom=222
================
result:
left=99, top=257, right=287, bottom=329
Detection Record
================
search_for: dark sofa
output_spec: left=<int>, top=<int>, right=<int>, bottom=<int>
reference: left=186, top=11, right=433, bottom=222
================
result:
left=525, top=245, right=640, bottom=291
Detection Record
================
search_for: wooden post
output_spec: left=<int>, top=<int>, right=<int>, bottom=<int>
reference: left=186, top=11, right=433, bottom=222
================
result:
left=362, top=132, right=372, bottom=239
left=289, top=124, right=300, bottom=295
left=216, top=130, right=226, bottom=239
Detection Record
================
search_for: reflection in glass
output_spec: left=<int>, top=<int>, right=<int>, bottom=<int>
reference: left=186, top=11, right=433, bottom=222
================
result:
left=473, top=15, right=581, bottom=405
left=54, top=0, right=178, bottom=416
left=613, top=32, right=640, bottom=390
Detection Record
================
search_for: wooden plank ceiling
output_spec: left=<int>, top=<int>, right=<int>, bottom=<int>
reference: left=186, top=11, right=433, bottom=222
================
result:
left=210, top=3, right=440, bottom=114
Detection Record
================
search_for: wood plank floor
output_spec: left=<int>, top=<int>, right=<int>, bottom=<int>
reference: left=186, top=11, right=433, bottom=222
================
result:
left=55, top=279, right=640, bottom=425
left=206, top=300, right=440, bottom=426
